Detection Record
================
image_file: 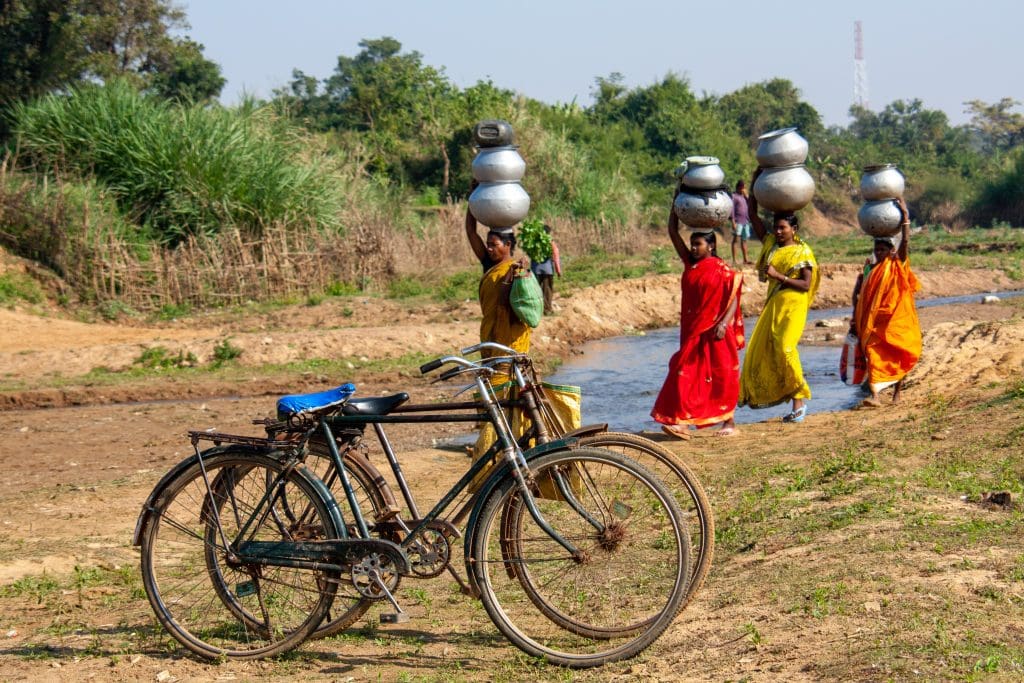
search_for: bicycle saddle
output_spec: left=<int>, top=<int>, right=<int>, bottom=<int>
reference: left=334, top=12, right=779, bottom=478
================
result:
left=342, top=392, right=410, bottom=416
left=276, top=383, right=356, bottom=418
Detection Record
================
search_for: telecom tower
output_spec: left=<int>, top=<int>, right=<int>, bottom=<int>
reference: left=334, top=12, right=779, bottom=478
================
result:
left=854, top=20, right=869, bottom=109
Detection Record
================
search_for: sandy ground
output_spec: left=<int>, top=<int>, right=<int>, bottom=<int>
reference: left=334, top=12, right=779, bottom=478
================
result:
left=0, top=259, right=1023, bottom=681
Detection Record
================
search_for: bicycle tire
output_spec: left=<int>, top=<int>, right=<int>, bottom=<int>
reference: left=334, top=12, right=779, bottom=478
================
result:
left=470, top=447, right=689, bottom=667
left=578, top=432, right=714, bottom=606
left=305, top=438, right=398, bottom=637
left=140, top=449, right=340, bottom=660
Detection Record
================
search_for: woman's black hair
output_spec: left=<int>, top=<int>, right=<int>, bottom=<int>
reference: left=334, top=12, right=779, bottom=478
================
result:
left=773, top=212, right=799, bottom=229
left=691, top=230, right=718, bottom=257
left=488, top=229, right=516, bottom=255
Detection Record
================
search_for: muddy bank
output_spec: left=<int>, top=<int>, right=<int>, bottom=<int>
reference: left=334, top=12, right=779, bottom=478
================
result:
left=0, top=264, right=1019, bottom=410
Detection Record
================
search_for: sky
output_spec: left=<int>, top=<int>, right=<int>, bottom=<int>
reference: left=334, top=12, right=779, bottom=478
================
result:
left=179, top=0, right=1022, bottom=128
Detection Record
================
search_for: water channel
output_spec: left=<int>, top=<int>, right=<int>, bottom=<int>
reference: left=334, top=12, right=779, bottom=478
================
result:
left=545, top=289, right=1024, bottom=433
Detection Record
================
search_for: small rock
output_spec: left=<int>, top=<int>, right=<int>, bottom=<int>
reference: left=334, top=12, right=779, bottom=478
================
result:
left=156, top=670, right=173, bottom=682
left=824, top=332, right=838, bottom=342
left=345, top=361, right=355, bottom=369
left=863, top=600, right=882, bottom=613
left=5, top=628, right=17, bottom=637
left=261, top=336, right=273, bottom=345
left=931, top=433, right=948, bottom=441
left=18, top=426, right=29, bottom=433
left=981, top=295, right=1000, bottom=304
left=815, top=318, right=844, bottom=328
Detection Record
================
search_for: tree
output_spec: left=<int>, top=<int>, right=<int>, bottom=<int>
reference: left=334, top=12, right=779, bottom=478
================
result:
left=1, top=0, right=222, bottom=114
left=147, top=38, right=224, bottom=102
left=965, top=98, right=1024, bottom=152
left=713, top=78, right=825, bottom=145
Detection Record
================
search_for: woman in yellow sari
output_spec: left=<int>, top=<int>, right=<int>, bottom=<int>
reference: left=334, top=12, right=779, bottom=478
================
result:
left=851, top=199, right=921, bottom=406
left=465, top=206, right=531, bottom=356
left=739, top=168, right=820, bottom=423
left=465, top=203, right=531, bottom=461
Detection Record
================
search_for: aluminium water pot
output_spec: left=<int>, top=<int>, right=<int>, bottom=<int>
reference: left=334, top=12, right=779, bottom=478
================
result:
left=857, top=199, right=903, bottom=237
left=676, top=156, right=726, bottom=190
left=673, top=187, right=732, bottom=228
left=756, top=127, right=809, bottom=167
left=468, top=181, right=531, bottom=228
left=752, top=164, right=815, bottom=213
left=860, top=163, right=905, bottom=200
left=471, top=146, right=526, bottom=183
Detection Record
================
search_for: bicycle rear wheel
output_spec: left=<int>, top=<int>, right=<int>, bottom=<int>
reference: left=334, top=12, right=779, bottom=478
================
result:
left=578, top=432, right=714, bottom=606
left=470, top=447, right=689, bottom=667
left=140, top=449, right=340, bottom=660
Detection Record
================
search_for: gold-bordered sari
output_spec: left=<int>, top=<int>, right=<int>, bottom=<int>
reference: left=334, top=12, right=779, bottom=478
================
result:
left=739, top=234, right=820, bottom=409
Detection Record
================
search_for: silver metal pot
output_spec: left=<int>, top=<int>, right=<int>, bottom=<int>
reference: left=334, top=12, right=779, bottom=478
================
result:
left=471, top=146, right=526, bottom=183
left=677, top=156, right=725, bottom=190
left=473, top=119, right=515, bottom=148
left=752, top=164, right=815, bottom=213
left=860, top=164, right=905, bottom=200
left=673, top=187, right=732, bottom=228
left=857, top=199, right=903, bottom=237
left=468, top=181, right=531, bottom=228
left=756, top=127, right=809, bottom=167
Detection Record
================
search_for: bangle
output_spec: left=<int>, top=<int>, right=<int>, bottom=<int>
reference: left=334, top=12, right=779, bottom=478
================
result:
left=900, top=221, right=910, bottom=227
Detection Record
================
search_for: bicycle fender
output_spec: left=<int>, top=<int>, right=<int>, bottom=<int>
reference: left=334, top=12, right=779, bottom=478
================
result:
left=560, top=423, right=608, bottom=439
left=461, top=437, right=579, bottom=567
left=131, top=445, right=344, bottom=547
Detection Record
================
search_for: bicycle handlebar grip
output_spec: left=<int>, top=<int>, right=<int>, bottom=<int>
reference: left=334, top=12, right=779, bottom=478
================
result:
left=419, top=358, right=444, bottom=374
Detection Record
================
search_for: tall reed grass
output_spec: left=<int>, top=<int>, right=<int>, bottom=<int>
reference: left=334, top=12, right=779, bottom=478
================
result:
left=10, top=81, right=347, bottom=244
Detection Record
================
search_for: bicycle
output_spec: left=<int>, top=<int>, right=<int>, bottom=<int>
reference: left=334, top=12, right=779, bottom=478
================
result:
left=302, top=342, right=714, bottom=617
left=134, top=351, right=691, bottom=667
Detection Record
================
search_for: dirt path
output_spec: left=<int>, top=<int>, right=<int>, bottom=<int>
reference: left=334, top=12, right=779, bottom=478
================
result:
left=1, top=269, right=1023, bottom=681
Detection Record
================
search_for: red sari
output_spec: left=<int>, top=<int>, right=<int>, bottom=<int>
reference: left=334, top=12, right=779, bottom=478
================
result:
left=652, top=256, right=744, bottom=428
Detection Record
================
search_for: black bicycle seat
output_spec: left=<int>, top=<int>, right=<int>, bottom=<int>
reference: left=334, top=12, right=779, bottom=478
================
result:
left=341, top=392, right=410, bottom=416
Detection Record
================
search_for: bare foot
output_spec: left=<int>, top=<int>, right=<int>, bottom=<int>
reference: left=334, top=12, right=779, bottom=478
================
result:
left=860, top=397, right=881, bottom=408
left=661, top=424, right=692, bottom=441
left=716, top=426, right=737, bottom=437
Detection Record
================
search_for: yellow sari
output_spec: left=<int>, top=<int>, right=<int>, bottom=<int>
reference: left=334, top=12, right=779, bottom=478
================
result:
left=739, top=234, right=820, bottom=409
left=472, top=259, right=531, bottom=460
left=478, top=259, right=531, bottom=356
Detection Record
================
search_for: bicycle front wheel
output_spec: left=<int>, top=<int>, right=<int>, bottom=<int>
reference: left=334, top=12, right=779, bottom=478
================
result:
left=469, top=447, right=689, bottom=667
left=578, top=432, right=714, bottom=606
left=140, top=449, right=340, bottom=660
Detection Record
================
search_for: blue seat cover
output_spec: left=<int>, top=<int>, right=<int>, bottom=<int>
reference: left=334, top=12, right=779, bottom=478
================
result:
left=277, top=383, right=356, bottom=418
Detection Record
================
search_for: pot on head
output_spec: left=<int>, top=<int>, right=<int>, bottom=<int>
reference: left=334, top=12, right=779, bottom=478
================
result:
left=473, top=119, right=515, bottom=148
left=756, top=127, right=809, bottom=167
left=673, top=187, right=733, bottom=228
left=752, top=164, right=815, bottom=213
left=857, top=199, right=903, bottom=237
left=469, top=181, right=531, bottom=228
left=472, top=146, right=526, bottom=183
left=860, top=163, right=905, bottom=200
left=677, top=156, right=726, bottom=190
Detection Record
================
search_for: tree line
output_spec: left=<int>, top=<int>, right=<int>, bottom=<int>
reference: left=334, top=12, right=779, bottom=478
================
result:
left=2, top=1, right=1023, bottom=259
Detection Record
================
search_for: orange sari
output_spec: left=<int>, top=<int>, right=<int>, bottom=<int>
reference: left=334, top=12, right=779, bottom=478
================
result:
left=854, top=256, right=921, bottom=391
left=651, top=256, right=744, bottom=428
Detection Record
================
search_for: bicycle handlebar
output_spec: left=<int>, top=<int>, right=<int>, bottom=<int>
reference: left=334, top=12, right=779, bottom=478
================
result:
left=460, top=341, right=520, bottom=357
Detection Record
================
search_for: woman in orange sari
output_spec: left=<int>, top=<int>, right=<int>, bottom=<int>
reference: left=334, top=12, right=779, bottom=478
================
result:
left=850, top=198, right=921, bottom=406
left=652, top=191, right=745, bottom=438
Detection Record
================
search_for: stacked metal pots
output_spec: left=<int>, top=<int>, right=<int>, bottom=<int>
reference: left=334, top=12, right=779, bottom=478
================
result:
left=672, top=156, right=733, bottom=228
left=752, top=127, right=815, bottom=213
left=857, top=164, right=905, bottom=237
left=468, top=120, right=530, bottom=230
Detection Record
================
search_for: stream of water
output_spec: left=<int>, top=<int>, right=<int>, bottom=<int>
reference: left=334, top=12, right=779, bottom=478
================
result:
left=546, top=289, right=1024, bottom=432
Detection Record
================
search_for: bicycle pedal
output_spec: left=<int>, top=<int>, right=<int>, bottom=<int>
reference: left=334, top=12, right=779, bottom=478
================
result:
left=380, top=612, right=409, bottom=624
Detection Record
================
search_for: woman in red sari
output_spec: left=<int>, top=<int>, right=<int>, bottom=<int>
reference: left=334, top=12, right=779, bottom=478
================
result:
left=652, top=192, right=745, bottom=438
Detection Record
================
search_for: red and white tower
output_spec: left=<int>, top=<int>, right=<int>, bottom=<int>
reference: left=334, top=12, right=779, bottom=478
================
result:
left=854, top=20, right=869, bottom=109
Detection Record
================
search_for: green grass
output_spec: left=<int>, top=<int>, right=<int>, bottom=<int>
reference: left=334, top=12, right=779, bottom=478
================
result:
left=0, top=271, right=45, bottom=305
left=812, top=226, right=1024, bottom=273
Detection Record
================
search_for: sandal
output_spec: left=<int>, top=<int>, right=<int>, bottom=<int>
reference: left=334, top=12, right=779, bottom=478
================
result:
left=782, top=405, right=807, bottom=423
left=716, top=426, right=737, bottom=437
left=661, top=425, right=692, bottom=441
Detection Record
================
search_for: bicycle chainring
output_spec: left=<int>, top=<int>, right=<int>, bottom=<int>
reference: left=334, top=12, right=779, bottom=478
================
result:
left=350, top=552, right=401, bottom=599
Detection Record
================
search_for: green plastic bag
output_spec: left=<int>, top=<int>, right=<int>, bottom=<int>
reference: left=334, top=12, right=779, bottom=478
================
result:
left=510, top=270, right=544, bottom=328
